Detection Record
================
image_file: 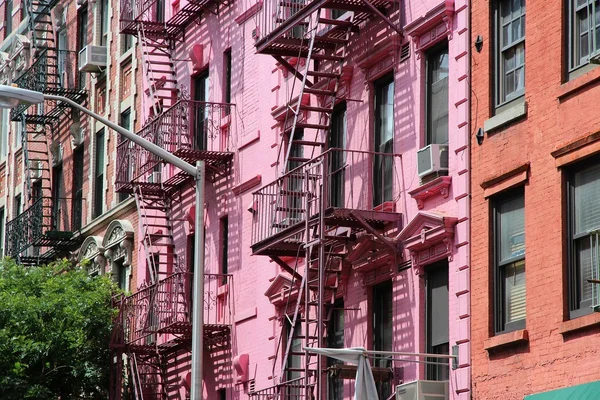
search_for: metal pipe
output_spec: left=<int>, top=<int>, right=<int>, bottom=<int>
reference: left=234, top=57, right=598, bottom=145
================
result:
left=190, top=161, right=206, bottom=400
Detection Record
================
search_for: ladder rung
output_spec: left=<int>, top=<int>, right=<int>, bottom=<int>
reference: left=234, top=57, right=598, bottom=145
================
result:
left=311, top=53, right=344, bottom=62
left=304, top=87, right=336, bottom=96
left=299, top=104, right=334, bottom=113
left=288, top=157, right=310, bottom=163
left=292, top=139, right=326, bottom=146
left=318, top=18, right=353, bottom=27
left=307, top=70, right=340, bottom=78
left=295, top=122, right=330, bottom=130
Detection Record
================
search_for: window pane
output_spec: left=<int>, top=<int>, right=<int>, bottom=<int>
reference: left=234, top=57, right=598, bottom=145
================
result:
left=498, top=194, right=525, bottom=264
left=428, top=46, right=449, bottom=145
left=504, top=259, right=526, bottom=323
left=576, top=237, right=593, bottom=306
left=574, top=164, right=600, bottom=234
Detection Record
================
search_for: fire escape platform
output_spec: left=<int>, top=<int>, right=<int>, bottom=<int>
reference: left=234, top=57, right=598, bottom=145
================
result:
left=255, top=0, right=396, bottom=56
left=251, top=207, right=401, bottom=257
left=121, top=0, right=232, bottom=38
left=116, top=150, right=233, bottom=195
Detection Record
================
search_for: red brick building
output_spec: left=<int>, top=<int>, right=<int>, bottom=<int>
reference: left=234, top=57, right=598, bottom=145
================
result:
left=471, top=0, right=600, bottom=398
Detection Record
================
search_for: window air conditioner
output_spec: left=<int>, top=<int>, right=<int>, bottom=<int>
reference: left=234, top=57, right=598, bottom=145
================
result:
left=147, top=171, right=161, bottom=184
left=78, top=45, right=107, bottom=73
left=396, top=380, right=449, bottom=400
left=417, top=144, right=449, bottom=178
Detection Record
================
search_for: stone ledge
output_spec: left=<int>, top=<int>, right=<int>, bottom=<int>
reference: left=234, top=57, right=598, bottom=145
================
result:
left=484, top=329, right=528, bottom=352
left=559, top=313, right=600, bottom=335
left=483, top=101, right=527, bottom=133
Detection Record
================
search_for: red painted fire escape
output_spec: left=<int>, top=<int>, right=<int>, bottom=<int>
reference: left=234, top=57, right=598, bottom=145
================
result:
left=4, top=0, right=87, bottom=265
left=112, top=1, right=235, bottom=397
left=250, top=0, right=403, bottom=398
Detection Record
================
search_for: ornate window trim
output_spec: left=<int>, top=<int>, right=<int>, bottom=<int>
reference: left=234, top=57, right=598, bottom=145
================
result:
left=404, top=0, right=455, bottom=55
left=397, top=211, right=457, bottom=275
left=102, top=219, right=134, bottom=282
left=78, top=235, right=106, bottom=276
left=8, top=34, right=31, bottom=79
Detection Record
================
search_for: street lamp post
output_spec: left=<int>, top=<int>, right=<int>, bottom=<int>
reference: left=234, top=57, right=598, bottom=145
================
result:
left=0, top=85, right=206, bottom=400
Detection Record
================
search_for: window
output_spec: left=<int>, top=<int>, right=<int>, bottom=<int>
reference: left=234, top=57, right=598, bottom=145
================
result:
left=122, top=31, right=133, bottom=54
left=0, top=109, right=8, bottom=160
left=5, top=0, right=13, bottom=38
left=569, top=0, right=600, bottom=72
left=329, top=104, right=346, bottom=208
left=223, top=49, right=232, bottom=110
left=51, top=163, right=63, bottom=231
left=57, top=29, right=68, bottom=88
left=97, top=80, right=107, bottom=114
left=72, top=146, right=84, bottom=230
left=373, top=75, right=394, bottom=207
left=192, top=71, right=209, bottom=150
left=372, top=280, right=393, bottom=398
left=13, top=194, right=21, bottom=218
left=0, top=207, right=5, bottom=257
left=99, top=0, right=109, bottom=46
left=218, top=389, right=226, bottom=400
left=285, top=129, right=304, bottom=226
left=118, top=109, right=132, bottom=203
left=115, top=259, right=128, bottom=290
left=77, top=7, right=88, bottom=88
left=220, top=216, right=228, bottom=284
left=121, top=61, right=133, bottom=99
left=327, top=299, right=344, bottom=400
left=93, top=129, right=105, bottom=218
left=426, top=43, right=449, bottom=145
left=493, top=189, right=526, bottom=333
left=568, top=162, right=600, bottom=317
left=426, top=260, right=449, bottom=381
left=284, top=319, right=302, bottom=383
left=495, top=0, right=526, bottom=106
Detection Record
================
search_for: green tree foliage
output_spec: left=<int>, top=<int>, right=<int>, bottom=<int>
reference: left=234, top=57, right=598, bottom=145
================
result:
left=0, top=258, right=118, bottom=399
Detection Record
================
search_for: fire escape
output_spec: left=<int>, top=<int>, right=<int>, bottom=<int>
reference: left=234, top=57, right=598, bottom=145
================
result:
left=112, top=1, right=235, bottom=397
left=251, top=0, right=403, bottom=398
left=4, top=0, right=88, bottom=265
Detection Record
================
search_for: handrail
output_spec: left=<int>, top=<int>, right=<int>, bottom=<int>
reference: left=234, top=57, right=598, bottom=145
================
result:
left=251, top=149, right=402, bottom=246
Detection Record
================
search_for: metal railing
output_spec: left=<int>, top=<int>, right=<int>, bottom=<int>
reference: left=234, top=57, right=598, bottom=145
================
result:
left=249, top=376, right=312, bottom=400
left=11, top=49, right=86, bottom=119
left=115, top=100, right=233, bottom=188
left=117, top=272, right=232, bottom=345
left=251, top=149, right=401, bottom=246
left=120, top=0, right=164, bottom=31
left=258, top=0, right=308, bottom=45
left=5, top=197, right=87, bottom=258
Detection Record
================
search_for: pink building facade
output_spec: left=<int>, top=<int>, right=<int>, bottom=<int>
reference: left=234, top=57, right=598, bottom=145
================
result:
left=110, top=0, right=471, bottom=398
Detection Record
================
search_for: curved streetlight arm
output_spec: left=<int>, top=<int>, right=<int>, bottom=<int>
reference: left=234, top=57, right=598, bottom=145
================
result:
left=44, top=94, right=198, bottom=177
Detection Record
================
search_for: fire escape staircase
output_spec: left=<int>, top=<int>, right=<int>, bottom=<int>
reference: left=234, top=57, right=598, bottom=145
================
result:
left=4, top=0, right=86, bottom=264
left=251, top=0, right=403, bottom=398
left=134, top=185, right=180, bottom=285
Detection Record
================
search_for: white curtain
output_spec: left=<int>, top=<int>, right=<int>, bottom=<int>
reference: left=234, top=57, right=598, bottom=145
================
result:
left=305, top=347, right=379, bottom=400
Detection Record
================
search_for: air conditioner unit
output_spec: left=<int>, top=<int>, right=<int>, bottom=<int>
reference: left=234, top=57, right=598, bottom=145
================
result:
left=78, top=45, right=107, bottom=73
left=417, top=144, right=449, bottom=178
left=147, top=171, right=161, bottom=184
left=396, top=380, right=449, bottom=400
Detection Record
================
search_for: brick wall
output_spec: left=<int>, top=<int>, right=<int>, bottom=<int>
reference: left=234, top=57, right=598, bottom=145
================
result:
left=471, top=0, right=600, bottom=397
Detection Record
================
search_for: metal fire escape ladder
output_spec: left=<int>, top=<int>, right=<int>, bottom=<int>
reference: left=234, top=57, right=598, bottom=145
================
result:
left=134, top=186, right=180, bottom=285
left=137, top=22, right=178, bottom=117
left=20, top=115, right=52, bottom=205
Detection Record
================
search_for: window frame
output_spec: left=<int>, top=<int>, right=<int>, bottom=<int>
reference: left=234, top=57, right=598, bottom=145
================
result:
left=566, top=161, right=600, bottom=319
left=72, top=146, right=85, bottom=230
left=492, top=187, right=526, bottom=334
left=568, top=0, right=600, bottom=75
left=93, top=128, right=105, bottom=219
left=373, top=73, right=395, bottom=208
left=425, top=42, right=449, bottom=146
left=494, top=0, right=526, bottom=108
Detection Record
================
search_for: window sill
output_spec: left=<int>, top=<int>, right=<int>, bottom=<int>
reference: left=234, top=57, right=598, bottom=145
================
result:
left=559, top=312, right=600, bottom=335
left=483, top=101, right=527, bottom=133
left=558, top=65, right=600, bottom=101
left=483, top=329, right=528, bottom=352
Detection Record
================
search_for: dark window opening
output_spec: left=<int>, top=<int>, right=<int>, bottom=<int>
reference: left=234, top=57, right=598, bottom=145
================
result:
left=373, top=74, right=394, bottom=207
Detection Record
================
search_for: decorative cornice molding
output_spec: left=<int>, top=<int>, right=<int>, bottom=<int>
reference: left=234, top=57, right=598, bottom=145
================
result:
left=408, top=176, right=452, bottom=209
left=405, top=0, right=455, bottom=53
